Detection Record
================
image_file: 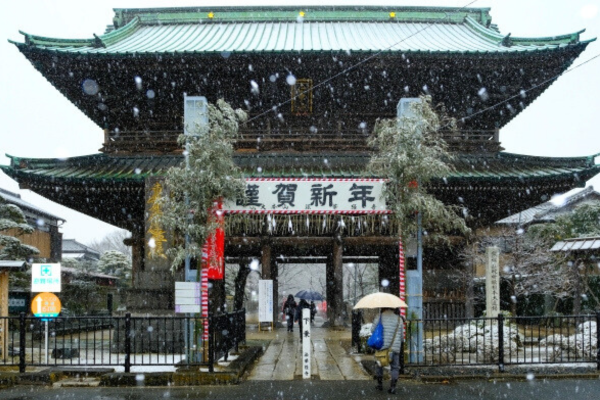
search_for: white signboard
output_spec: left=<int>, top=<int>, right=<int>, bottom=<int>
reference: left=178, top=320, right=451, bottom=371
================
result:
left=302, top=308, right=311, bottom=379
left=485, top=247, right=501, bottom=318
left=258, top=280, right=273, bottom=322
left=31, top=263, right=61, bottom=293
left=224, top=179, right=388, bottom=214
left=175, top=282, right=201, bottom=314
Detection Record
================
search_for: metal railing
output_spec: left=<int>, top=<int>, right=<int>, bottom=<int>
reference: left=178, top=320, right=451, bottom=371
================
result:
left=208, top=310, right=246, bottom=372
left=353, top=312, right=600, bottom=371
left=0, top=310, right=245, bottom=373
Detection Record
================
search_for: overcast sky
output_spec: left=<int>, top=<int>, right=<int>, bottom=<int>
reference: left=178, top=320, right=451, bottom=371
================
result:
left=1, top=0, right=599, bottom=245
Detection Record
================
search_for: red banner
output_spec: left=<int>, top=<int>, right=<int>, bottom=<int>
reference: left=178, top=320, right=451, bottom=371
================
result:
left=202, top=199, right=225, bottom=280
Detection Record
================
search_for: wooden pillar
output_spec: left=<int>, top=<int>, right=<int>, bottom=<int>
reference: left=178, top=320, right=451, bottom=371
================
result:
left=331, top=237, right=344, bottom=326
left=125, top=233, right=145, bottom=288
left=326, top=253, right=334, bottom=323
left=378, top=245, right=399, bottom=295
left=209, top=278, right=226, bottom=315
left=0, top=271, right=8, bottom=358
left=261, top=241, right=272, bottom=280
left=272, top=258, right=280, bottom=327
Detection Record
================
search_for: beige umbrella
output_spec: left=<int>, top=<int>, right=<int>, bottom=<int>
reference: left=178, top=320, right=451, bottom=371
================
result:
left=353, top=292, right=408, bottom=309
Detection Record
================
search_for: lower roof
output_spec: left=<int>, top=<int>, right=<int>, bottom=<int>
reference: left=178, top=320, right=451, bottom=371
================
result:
left=2, top=151, right=599, bottom=185
left=3, top=151, right=598, bottom=231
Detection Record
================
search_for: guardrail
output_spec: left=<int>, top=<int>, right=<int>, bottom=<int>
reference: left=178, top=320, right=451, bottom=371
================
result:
left=0, top=310, right=245, bottom=373
left=353, top=312, right=600, bottom=371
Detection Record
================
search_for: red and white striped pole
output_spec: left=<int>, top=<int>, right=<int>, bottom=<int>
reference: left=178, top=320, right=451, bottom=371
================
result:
left=201, top=267, right=209, bottom=341
left=399, top=237, right=406, bottom=320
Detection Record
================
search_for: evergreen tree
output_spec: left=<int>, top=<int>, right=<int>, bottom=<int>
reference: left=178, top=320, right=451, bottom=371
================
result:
left=97, top=250, right=131, bottom=282
left=0, top=196, right=39, bottom=260
left=367, top=96, right=469, bottom=242
left=529, top=203, right=600, bottom=242
left=160, top=99, right=247, bottom=271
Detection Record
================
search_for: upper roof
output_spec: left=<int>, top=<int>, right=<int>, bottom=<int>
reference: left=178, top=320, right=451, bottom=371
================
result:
left=496, top=185, right=600, bottom=226
left=62, top=239, right=101, bottom=260
left=0, top=187, right=64, bottom=224
left=12, top=6, right=592, bottom=55
left=3, top=151, right=599, bottom=183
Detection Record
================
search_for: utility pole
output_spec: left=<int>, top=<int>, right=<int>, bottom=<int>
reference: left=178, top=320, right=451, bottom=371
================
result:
left=183, top=94, right=208, bottom=362
left=398, top=98, right=424, bottom=363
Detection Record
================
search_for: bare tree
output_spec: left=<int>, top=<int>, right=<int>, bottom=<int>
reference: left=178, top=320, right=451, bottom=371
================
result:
left=459, top=228, right=568, bottom=316
left=86, top=229, right=132, bottom=258
left=344, top=263, right=379, bottom=304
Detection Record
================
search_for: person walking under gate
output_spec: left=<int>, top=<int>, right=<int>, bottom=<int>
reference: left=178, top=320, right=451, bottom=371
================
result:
left=371, top=308, right=405, bottom=394
left=283, top=294, right=297, bottom=332
left=295, top=299, right=310, bottom=340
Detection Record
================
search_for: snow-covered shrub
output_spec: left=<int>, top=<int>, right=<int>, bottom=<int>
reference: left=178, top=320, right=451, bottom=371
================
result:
left=359, top=323, right=373, bottom=338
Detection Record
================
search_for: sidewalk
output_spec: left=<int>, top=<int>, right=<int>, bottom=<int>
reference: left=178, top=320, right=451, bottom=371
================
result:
left=246, top=322, right=369, bottom=381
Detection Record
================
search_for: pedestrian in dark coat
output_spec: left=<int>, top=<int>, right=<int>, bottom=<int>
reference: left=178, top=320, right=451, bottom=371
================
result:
left=283, top=295, right=297, bottom=332
left=310, top=301, right=317, bottom=324
left=295, top=299, right=310, bottom=339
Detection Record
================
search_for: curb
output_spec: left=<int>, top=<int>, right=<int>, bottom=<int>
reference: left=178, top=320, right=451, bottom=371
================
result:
left=360, top=359, right=600, bottom=382
left=0, top=372, right=19, bottom=389
left=2, top=345, right=264, bottom=388
left=100, top=372, right=173, bottom=387
left=99, top=346, right=263, bottom=387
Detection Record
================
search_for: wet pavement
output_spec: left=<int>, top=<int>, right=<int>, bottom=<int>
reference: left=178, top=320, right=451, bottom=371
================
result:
left=2, top=378, right=600, bottom=399
left=246, top=320, right=369, bottom=381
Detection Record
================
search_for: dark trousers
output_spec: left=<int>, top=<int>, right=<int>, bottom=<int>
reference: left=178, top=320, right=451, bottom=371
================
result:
left=376, top=351, right=400, bottom=383
left=286, top=314, right=294, bottom=331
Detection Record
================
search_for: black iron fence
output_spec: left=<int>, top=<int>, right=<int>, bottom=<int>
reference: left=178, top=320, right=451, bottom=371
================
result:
left=353, top=312, right=600, bottom=371
left=208, top=310, right=246, bottom=372
left=0, top=310, right=245, bottom=373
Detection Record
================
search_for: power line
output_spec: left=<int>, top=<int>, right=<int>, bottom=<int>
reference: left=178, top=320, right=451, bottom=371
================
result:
left=460, top=51, right=600, bottom=123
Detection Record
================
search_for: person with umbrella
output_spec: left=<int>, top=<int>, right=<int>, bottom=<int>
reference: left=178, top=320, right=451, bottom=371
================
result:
left=354, top=292, right=407, bottom=394
left=295, top=299, right=311, bottom=340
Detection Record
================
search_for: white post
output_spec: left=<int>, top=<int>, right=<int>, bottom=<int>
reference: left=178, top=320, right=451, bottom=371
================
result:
left=44, top=320, right=49, bottom=365
left=302, top=308, right=311, bottom=379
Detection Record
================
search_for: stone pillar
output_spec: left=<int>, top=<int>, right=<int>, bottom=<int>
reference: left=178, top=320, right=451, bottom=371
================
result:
left=123, top=177, right=184, bottom=313
left=113, top=178, right=185, bottom=353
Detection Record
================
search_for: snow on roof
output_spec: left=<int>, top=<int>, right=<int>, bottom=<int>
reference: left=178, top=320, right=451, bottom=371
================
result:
left=0, top=187, right=64, bottom=223
left=496, top=186, right=600, bottom=226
